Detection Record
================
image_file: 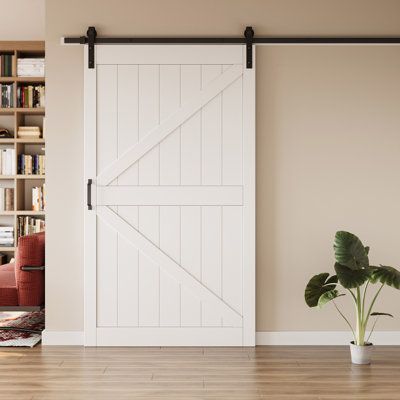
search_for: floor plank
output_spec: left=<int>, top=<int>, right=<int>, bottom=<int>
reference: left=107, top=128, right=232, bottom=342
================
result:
left=0, top=346, right=397, bottom=399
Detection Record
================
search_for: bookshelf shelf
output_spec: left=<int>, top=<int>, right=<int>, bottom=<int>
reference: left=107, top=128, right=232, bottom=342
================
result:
left=16, top=175, right=45, bottom=179
left=0, top=77, right=44, bottom=83
left=0, top=247, right=15, bottom=252
left=16, top=211, right=45, bottom=216
left=15, top=138, right=45, bottom=144
left=0, top=175, right=45, bottom=179
left=0, top=108, right=45, bottom=114
left=0, top=211, right=45, bottom=216
left=0, top=41, right=45, bottom=259
left=0, top=139, right=45, bottom=144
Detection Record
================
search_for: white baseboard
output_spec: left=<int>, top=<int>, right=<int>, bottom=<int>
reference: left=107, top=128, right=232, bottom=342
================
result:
left=42, top=330, right=84, bottom=345
left=256, top=331, right=400, bottom=345
left=41, top=330, right=400, bottom=346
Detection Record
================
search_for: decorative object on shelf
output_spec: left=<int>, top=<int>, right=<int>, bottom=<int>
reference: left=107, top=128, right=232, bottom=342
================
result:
left=0, top=226, right=14, bottom=247
left=0, top=83, right=13, bottom=108
left=17, top=84, right=45, bottom=108
left=0, top=187, right=14, bottom=211
left=18, top=153, right=45, bottom=175
left=17, top=216, right=45, bottom=238
left=0, top=54, right=14, bottom=77
left=0, top=129, right=13, bottom=139
left=305, top=231, right=400, bottom=365
left=0, top=148, right=15, bottom=175
left=32, top=184, right=45, bottom=211
left=17, top=126, right=41, bottom=139
left=17, top=58, right=44, bottom=77
left=0, top=310, right=44, bottom=347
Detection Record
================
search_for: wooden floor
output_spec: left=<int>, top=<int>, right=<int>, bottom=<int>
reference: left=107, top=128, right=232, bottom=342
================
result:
left=0, top=346, right=399, bottom=399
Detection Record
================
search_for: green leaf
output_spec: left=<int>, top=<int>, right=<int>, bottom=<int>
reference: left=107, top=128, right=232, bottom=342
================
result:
left=333, top=231, right=369, bottom=270
left=305, top=273, right=337, bottom=307
left=365, top=246, right=370, bottom=255
left=318, top=289, right=345, bottom=307
left=370, top=312, right=394, bottom=318
left=326, top=275, right=338, bottom=285
left=370, top=265, right=400, bottom=289
left=334, top=263, right=370, bottom=289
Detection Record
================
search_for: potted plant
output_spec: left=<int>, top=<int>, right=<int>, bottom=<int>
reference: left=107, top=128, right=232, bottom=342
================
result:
left=305, top=231, right=400, bottom=364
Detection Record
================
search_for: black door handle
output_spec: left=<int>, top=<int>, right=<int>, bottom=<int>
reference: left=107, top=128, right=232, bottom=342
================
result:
left=87, top=179, right=93, bottom=210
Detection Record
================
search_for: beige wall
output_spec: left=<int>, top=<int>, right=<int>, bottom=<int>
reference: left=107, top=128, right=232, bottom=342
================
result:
left=45, top=0, right=400, bottom=333
left=0, top=0, right=44, bottom=40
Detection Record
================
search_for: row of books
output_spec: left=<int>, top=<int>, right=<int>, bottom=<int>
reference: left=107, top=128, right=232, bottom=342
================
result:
left=0, top=55, right=14, bottom=77
left=0, top=149, right=16, bottom=175
left=18, top=154, right=45, bottom=175
left=0, top=188, right=14, bottom=211
left=0, top=226, right=13, bottom=247
left=17, top=85, right=45, bottom=108
left=32, top=185, right=45, bottom=211
left=18, top=216, right=45, bottom=238
left=0, top=84, right=13, bottom=108
left=17, top=58, right=45, bottom=77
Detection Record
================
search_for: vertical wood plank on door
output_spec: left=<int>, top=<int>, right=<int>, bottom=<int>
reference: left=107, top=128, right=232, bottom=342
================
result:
left=202, top=65, right=222, bottom=186
left=160, top=271, right=180, bottom=326
left=118, top=65, right=139, bottom=185
left=96, top=65, right=118, bottom=327
left=97, top=218, right=117, bottom=327
left=138, top=205, right=160, bottom=326
left=222, top=206, right=243, bottom=320
left=138, top=65, right=160, bottom=185
left=160, top=65, right=181, bottom=185
left=117, top=65, right=140, bottom=327
left=117, top=236, right=139, bottom=326
left=202, top=206, right=222, bottom=326
left=181, top=65, right=201, bottom=185
left=180, top=65, right=202, bottom=326
left=201, top=65, right=223, bottom=326
left=159, top=65, right=181, bottom=327
left=180, top=206, right=201, bottom=326
left=222, top=66, right=243, bottom=185
left=138, top=254, right=160, bottom=327
left=159, top=206, right=180, bottom=326
left=138, top=65, right=160, bottom=327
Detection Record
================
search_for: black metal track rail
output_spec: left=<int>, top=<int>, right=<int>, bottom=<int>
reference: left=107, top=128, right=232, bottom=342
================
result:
left=63, top=26, right=400, bottom=69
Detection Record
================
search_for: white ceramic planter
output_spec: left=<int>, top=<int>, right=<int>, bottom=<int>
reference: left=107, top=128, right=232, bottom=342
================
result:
left=350, top=341, right=373, bottom=364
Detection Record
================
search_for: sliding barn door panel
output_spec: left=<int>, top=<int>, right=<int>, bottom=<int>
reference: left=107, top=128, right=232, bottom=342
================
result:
left=85, top=45, right=255, bottom=346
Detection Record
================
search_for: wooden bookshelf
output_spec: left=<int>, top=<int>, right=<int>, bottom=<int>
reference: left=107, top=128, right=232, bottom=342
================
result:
left=0, top=41, right=45, bottom=259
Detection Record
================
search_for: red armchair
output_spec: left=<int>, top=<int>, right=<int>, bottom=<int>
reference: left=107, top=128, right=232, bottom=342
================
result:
left=0, top=232, right=45, bottom=311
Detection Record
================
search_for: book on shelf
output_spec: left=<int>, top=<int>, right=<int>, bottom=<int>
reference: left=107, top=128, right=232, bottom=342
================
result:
left=18, top=154, right=45, bottom=175
left=0, top=55, right=14, bottom=77
left=0, top=149, right=16, bottom=175
left=17, top=58, right=45, bottom=77
left=0, top=187, right=14, bottom=211
left=17, top=84, right=45, bottom=108
left=42, top=117, right=46, bottom=139
left=18, top=216, right=44, bottom=238
left=0, top=83, right=13, bottom=108
left=17, top=126, right=41, bottom=139
left=32, top=184, right=45, bottom=211
left=0, top=226, right=14, bottom=247
left=0, top=252, right=7, bottom=265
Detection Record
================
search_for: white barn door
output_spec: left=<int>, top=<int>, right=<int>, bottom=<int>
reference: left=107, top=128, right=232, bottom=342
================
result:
left=84, top=45, right=255, bottom=346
